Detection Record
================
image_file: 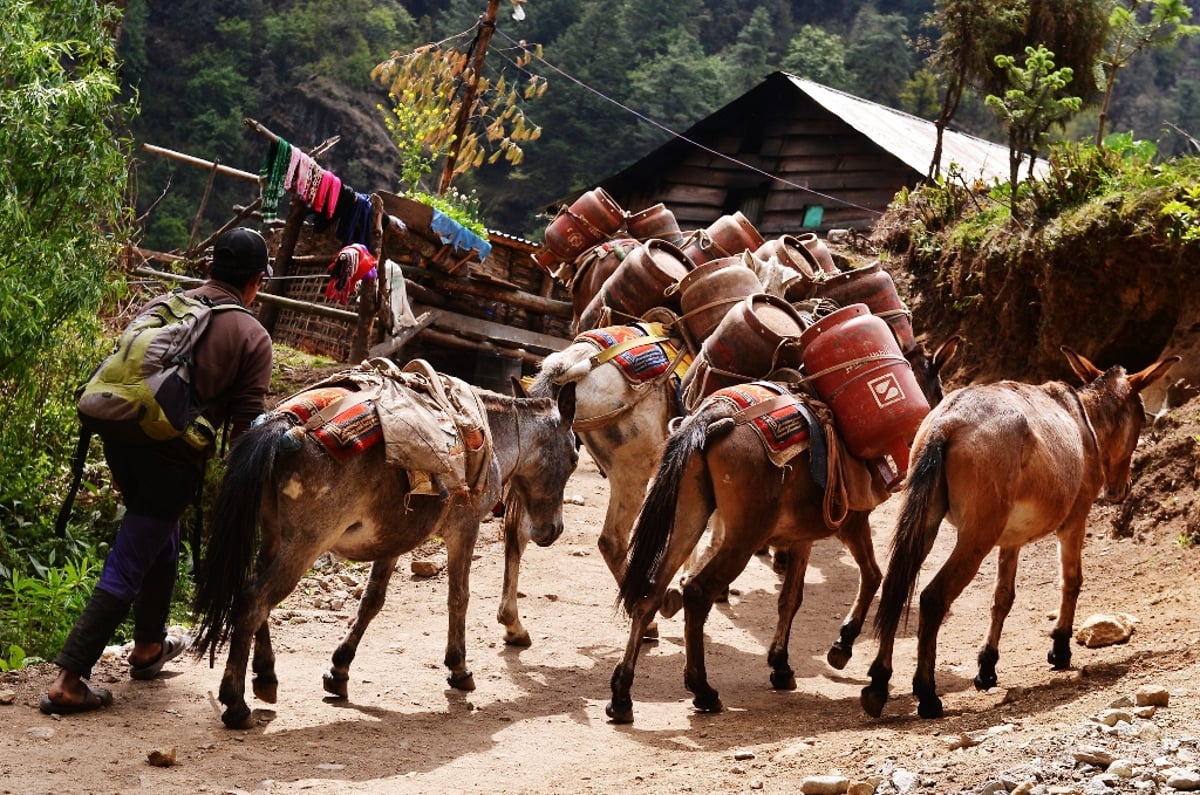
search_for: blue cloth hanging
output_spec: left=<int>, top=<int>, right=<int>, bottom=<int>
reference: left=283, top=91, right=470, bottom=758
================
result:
left=430, top=209, right=492, bottom=260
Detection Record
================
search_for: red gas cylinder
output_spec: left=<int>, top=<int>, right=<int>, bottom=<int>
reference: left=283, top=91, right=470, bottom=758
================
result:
left=799, top=303, right=930, bottom=490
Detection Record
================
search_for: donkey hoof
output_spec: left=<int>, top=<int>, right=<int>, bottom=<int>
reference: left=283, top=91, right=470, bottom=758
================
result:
left=659, top=590, right=683, bottom=619
left=447, top=670, right=476, bottom=692
left=692, top=692, right=724, bottom=714
left=827, top=644, right=852, bottom=671
left=605, top=699, right=634, bottom=724
left=503, top=629, right=532, bottom=648
left=252, top=675, right=279, bottom=704
left=860, top=685, right=888, bottom=718
left=221, top=705, right=255, bottom=730
left=642, top=621, right=660, bottom=642
left=770, top=669, right=797, bottom=691
left=322, top=671, right=349, bottom=699
left=973, top=671, right=998, bottom=691
left=1047, top=648, right=1072, bottom=670
left=917, top=696, right=944, bottom=719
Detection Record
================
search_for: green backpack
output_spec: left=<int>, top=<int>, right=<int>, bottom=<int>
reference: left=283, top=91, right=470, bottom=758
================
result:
left=77, top=288, right=249, bottom=451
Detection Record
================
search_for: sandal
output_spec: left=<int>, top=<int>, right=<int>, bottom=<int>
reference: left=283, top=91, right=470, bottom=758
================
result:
left=39, top=682, right=113, bottom=715
left=129, top=633, right=192, bottom=681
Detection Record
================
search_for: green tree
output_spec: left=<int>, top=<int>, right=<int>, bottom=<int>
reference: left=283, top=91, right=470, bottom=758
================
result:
left=0, top=1, right=133, bottom=382
left=723, top=7, right=776, bottom=95
left=0, top=0, right=133, bottom=554
left=924, top=0, right=1026, bottom=178
left=781, top=25, right=852, bottom=89
left=986, top=45, right=1083, bottom=208
left=1095, top=0, right=1199, bottom=144
left=846, top=8, right=917, bottom=103
left=626, top=28, right=731, bottom=152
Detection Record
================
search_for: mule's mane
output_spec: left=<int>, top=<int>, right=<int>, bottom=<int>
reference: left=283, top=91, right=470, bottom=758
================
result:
left=473, top=388, right=555, bottom=412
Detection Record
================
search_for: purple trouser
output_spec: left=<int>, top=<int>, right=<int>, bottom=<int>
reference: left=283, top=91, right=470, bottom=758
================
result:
left=55, top=438, right=201, bottom=678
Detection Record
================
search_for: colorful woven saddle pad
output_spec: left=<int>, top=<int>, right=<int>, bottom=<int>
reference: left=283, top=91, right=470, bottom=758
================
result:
left=709, top=381, right=812, bottom=468
left=577, top=322, right=691, bottom=385
left=276, top=386, right=383, bottom=460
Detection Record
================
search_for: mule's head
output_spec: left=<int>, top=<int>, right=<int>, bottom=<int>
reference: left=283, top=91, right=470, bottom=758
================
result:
left=1063, top=347, right=1180, bottom=502
left=508, top=382, right=579, bottom=546
left=906, top=335, right=961, bottom=409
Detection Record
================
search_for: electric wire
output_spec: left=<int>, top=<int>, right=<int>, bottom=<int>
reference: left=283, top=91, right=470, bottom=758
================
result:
left=491, top=26, right=883, bottom=217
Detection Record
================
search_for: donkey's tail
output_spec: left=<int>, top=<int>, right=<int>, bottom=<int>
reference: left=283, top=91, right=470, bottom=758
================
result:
left=872, top=433, right=949, bottom=639
left=191, top=415, right=286, bottom=658
left=618, top=405, right=724, bottom=614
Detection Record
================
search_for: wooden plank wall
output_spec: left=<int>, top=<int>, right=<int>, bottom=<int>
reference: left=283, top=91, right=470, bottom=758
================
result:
left=606, top=83, right=921, bottom=238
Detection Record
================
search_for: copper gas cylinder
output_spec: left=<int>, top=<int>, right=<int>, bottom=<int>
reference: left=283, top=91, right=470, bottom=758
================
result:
left=674, top=255, right=763, bottom=352
left=681, top=293, right=806, bottom=408
left=570, top=238, right=639, bottom=321
left=577, top=239, right=692, bottom=330
left=813, top=261, right=916, bottom=352
left=536, top=187, right=626, bottom=269
left=795, top=232, right=837, bottom=274
left=680, top=211, right=765, bottom=265
left=626, top=203, right=684, bottom=245
left=798, top=303, right=929, bottom=490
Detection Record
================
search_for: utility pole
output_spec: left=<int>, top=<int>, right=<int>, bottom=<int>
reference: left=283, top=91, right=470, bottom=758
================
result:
left=438, top=0, right=501, bottom=196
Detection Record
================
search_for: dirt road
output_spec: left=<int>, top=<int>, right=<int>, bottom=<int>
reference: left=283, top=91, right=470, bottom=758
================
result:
left=5, top=445, right=1200, bottom=795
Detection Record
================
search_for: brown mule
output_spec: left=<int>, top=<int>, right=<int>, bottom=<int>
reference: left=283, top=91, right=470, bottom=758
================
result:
left=605, top=338, right=958, bottom=724
left=861, top=347, right=1179, bottom=719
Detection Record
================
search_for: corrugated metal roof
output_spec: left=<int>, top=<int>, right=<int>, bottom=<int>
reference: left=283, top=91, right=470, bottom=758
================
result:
left=784, top=74, right=1048, bottom=182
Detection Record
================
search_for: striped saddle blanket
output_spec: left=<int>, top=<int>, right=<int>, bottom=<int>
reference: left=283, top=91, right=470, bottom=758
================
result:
left=276, top=386, right=382, bottom=460
left=577, top=322, right=691, bottom=385
left=709, top=381, right=812, bottom=468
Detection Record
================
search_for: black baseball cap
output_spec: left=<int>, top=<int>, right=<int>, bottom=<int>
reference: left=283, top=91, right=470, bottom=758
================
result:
left=213, top=227, right=272, bottom=277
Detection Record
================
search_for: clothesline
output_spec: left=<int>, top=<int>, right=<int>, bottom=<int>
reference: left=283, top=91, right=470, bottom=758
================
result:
left=244, top=117, right=492, bottom=264
left=248, top=118, right=375, bottom=251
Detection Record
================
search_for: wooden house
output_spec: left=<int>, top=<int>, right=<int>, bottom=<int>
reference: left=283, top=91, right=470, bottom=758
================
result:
left=591, top=71, right=1040, bottom=235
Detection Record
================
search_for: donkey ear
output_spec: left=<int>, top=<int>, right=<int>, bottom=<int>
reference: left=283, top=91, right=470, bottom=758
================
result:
left=1061, top=346, right=1104, bottom=383
left=933, top=335, right=961, bottom=371
left=556, top=381, right=577, bottom=425
left=1129, top=355, right=1182, bottom=394
left=510, top=375, right=529, bottom=398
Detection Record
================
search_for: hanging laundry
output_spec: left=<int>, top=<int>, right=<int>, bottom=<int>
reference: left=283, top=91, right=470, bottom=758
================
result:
left=313, top=170, right=342, bottom=219
left=259, top=138, right=292, bottom=222
left=293, top=152, right=316, bottom=198
left=325, top=243, right=378, bottom=304
left=283, top=146, right=304, bottom=192
left=302, top=160, right=323, bottom=205
left=336, top=192, right=374, bottom=249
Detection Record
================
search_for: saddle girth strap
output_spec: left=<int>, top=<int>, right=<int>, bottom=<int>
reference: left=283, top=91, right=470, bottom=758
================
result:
left=571, top=344, right=690, bottom=433
left=299, top=387, right=379, bottom=432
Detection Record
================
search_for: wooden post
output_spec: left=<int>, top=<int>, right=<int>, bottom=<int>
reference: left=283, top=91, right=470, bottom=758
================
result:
left=437, top=0, right=501, bottom=196
left=398, top=263, right=572, bottom=319
left=187, top=159, right=221, bottom=258
left=257, top=197, right=310, bottom=335
left=349, top=195, right=387, bottom=363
